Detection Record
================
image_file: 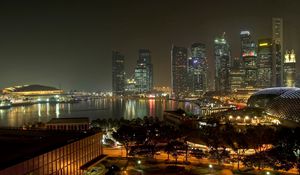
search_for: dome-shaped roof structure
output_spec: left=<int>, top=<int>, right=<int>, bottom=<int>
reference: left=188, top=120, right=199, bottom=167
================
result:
left=247, top=87, right=300, bottom=123
left=3, top=85, right=63, bottom=96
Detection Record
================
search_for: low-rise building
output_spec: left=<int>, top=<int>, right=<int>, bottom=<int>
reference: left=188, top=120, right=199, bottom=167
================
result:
left=46, top=117, right=90, bottom=131
left=0, top=129, right=103, bottom=175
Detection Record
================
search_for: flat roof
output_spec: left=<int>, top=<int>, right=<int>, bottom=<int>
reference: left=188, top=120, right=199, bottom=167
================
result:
left=47, top=117, right=90, bottom=124
left=0, top=129, right=99, bottom=170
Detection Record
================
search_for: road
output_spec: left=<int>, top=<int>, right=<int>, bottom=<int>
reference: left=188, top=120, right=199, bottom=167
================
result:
left=103, top=146, right=299, bottom=174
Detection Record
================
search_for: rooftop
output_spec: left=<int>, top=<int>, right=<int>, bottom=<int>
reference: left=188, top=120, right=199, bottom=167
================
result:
left=4, top=84, right=61, bottom=93
left=47, top=117, right=90, bottom=124
left=0, top=129, right=99, bottom=170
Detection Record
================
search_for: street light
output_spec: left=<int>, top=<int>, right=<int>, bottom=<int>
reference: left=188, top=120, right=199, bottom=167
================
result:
left=266, top=171, right=270, bottom=175
left=244, top=116, right=249, bottom=123
left=137, top=160, right=141, bottom=165
left=209, top=164, right=213, bottom=169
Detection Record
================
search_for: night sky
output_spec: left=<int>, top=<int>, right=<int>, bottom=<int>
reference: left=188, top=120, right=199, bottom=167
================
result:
left=1, top=0, right=300, bottom=91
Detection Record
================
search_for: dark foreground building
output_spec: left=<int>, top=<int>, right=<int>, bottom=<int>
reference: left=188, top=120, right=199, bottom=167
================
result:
left=0, top=129, right=103, bottom=175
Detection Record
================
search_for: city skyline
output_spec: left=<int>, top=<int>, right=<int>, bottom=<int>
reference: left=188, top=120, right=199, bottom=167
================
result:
left=1, top=0, right=300, bottom=91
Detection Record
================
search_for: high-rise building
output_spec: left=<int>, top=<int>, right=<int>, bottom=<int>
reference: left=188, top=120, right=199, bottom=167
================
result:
left=134, top=49, right=153, bottom=93
left=188, top=43, right=208, bottom=95
left=272, top=18, right=284, bottom=87
left=229, top=57, right=244, bottom=92
left=125, top=75, right=137, bottom=94
left=257, top=39, right=273, bottom=88
left=214, top=33, right=231, bottom=94
left=283, top=50, right=296, bottom=87
left=112, top=51, right=125, bottom=96
left=240, top=30, right=257, bottom=87
left=171, top=46, right=188, bottom=97
left=296, top=73, right=300, bottom=87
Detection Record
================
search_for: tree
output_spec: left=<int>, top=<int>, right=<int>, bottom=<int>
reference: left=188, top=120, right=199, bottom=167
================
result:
left=226, top=128, right=249, bottom=170
left=190, top=149, right=206, bottom=160
left=265, top=127, right=300, bottom=172
left=165, top=140, right=185, bottom=165
left=201, top=122, right=229, bottom=165
left=112, top=124, right=146, bottom=157
left=244, top=125, right=275, bottom=170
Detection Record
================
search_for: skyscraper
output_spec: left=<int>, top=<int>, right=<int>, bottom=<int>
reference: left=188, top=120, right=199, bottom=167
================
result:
left=188, top=43, right=208, bottom=95
left=229, top=57, right=244, bottom=92
left=272, top=18, right=284, bottom=87
left=214, top=33, right=231, bottom=94
left=283, top=50, right=296, bottom=87
left=171, top=46, right=188, bottom=98
left=134, top=49, right=153, bottom=93
left=240, top=30, right=257, bottom=87
left=257, top=39, right=273, bottom=88
left=112, top=51, right=125, bottom=96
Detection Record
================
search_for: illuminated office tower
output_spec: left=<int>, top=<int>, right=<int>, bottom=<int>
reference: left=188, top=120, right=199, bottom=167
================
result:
left=272, top=18, right=284, bottom=87
left=188, top=43, right=208, bottom=95
left=134, top=49, right=153, bottom=93
left=112, top=51, right=125, bottom=96
left=171, top=46, right=188, bottom=97
left=214, top=33, right=231, bottom=94
left=257, top=39, right=273, bottom=88
left=283, top=50, right=296, bottom=87
left=229, top=57, right=244, bottom=92
left=240, top=30, right=257, bottom=87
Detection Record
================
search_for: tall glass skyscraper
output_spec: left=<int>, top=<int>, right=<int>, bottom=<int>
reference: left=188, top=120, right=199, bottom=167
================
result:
left=171, top=46, right=188, bottom=98
left=229, top=57, right=244, bottom=92
left=240, top=30, right=257, bottom=87
left=188, top=43, right=208, bottom=95
left=272, top=18, right=284, bottom=87
left=214, top=33, right=231, bottom=94
left=283, top=50, right=296, bottom=87
left=112, top=51, right=125, bottom=96
left=135, top=49, right=153, bottom=93
left=257, top=39, right=273, bottom=88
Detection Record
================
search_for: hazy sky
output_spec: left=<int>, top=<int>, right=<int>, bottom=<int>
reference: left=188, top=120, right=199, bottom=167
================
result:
left=0, top=0, right=299, bottom=91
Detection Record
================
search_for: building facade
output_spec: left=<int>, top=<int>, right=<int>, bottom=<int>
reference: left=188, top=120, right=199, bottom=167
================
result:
left=171, top=46, right=188, bottom=98
left=272, top=18, right=284, bottom=87
left=188, top=43, right=208, bottom=95
left=257, top=39, right=273, bottom=88
left=0, top=131, right=103, bottom=175
left=229, top=57, right=245, bottom=92
left=134, top=49, right=153, bottom=93
left=240, top=31, right=257, bottom=88
left=112, top=51, right=125, bottom=96
left=283, top=50, right=296, bottom=87
left=214, top=33, right=231, bottom=94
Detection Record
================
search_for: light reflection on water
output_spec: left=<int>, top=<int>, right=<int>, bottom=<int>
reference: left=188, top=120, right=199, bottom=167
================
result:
left=0, top=98, right=199, bottom=127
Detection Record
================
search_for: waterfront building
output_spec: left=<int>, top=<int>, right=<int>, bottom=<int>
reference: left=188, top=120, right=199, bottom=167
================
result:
left=163, top=110, right=199, bottom=129
left=3, top=84, right=63, bottom=96
left=134, top=49, right=153, bottom=93
left=188, top=43, right=208, bottom=95
left=214, top=33, right=231, bottom=94
left=272, top=18, right=284, bottom=87
left=283, top=50, right=296, bottom=87
left=240, top=30, right=257, bottom=87
left=112, top=51, right=125, bottom=96
left=0, top=129, right=103, bottom=175
left=257, top=39, right=273, bottom=88
left=248, top=87, right=300, bottom=124
left=171, top=46, right=189, bottom=98
left=229, top=57, right=244, bottom=92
